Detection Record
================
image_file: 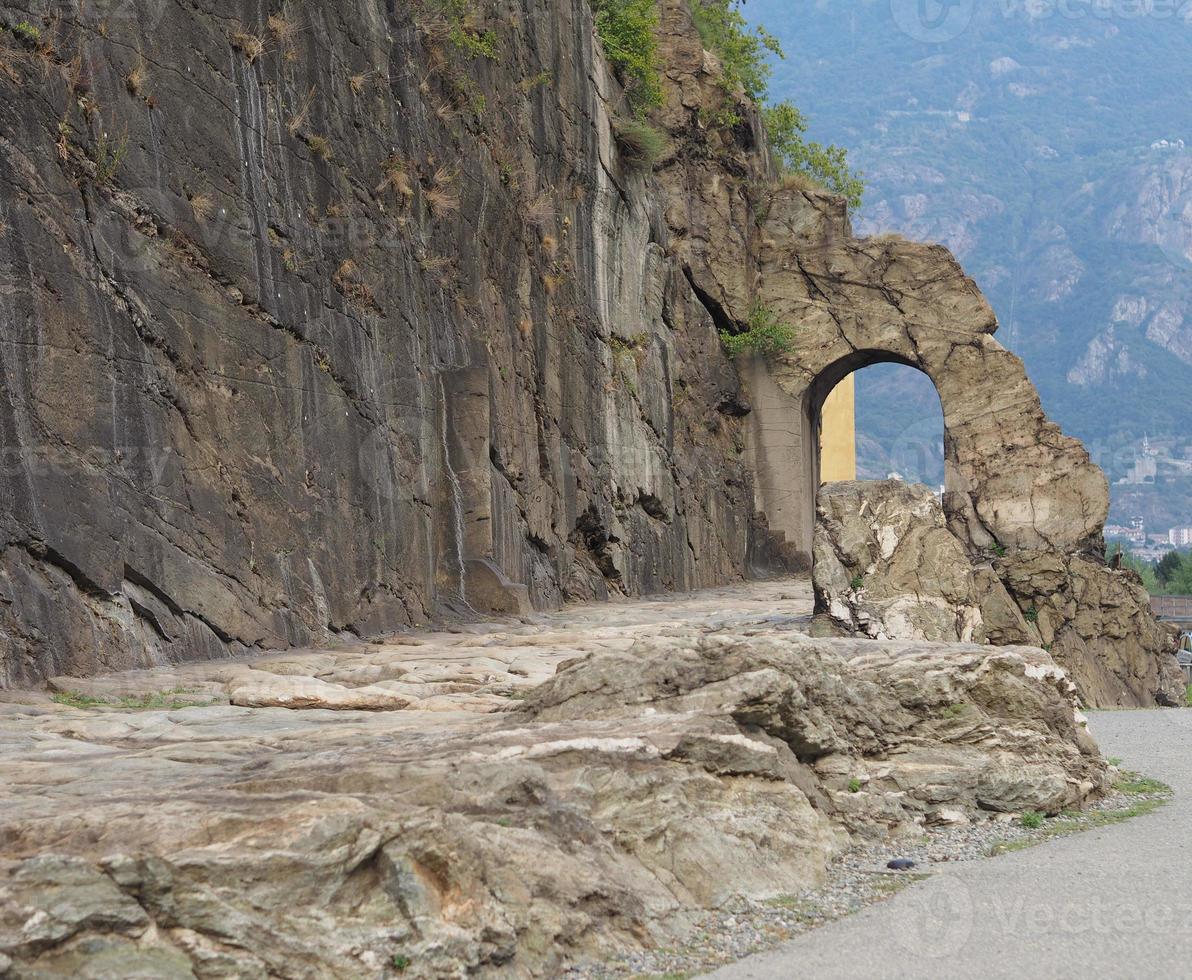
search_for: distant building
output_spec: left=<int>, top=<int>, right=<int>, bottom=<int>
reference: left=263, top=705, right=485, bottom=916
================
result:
left=1170, top=527, right=1192, bottom=547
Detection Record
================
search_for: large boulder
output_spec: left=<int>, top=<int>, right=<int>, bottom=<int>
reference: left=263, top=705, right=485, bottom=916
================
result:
left=811, top=481, right=1185, bottom=707
left=812, top=481, right=990, bottom=643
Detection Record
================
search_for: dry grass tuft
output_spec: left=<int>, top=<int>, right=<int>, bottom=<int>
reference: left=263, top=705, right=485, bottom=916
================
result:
left=779, top=171, right=828, bottom=195
left=304, top=133, right=332, bottom=161
left=125, top=58, right=147, bottom=97
left=543, top=273, right=565, bottom=296
left=517, top=316, right=533, bottom=337
left=267, top=14, right=298, bottom=45
left=188, top=192, right=215, bottom=222
left=230, top=31, right=265, bottom=63
left=349, top=73, right=367, bottom=96
left=378, top=154, right=414, bottom=198
left=523, top=191, right=557, bottom=230
left=287, top=86, right=316, bottom=137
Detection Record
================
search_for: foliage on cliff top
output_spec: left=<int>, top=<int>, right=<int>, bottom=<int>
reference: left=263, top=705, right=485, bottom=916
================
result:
left=689, top=0, right=781, bottom=102
left=688, top=0, right=863, bottom=208
left=593, top=0, right=664, bottom=115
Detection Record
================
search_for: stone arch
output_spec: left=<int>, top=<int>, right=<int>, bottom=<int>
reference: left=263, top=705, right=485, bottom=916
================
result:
left=740, top=189, right=1109, bottom=567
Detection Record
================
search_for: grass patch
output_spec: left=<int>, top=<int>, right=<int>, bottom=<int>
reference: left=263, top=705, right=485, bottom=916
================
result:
left=1186, top=683, right=1192, bottom=707
left=988, top=771, right=1171, bottom=856
left=847, top=777, right=862, bottom=793
left=613, top=116, right=667, bottom=168
left=52, top=689, right=212, bottom=711
left=1020, top=810, right=1044, bottom=829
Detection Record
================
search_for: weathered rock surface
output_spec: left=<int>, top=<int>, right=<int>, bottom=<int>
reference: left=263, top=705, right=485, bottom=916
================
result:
left=812, top=481, right=1184, bottom=707
left=0, top=581, right=1108, bottom=978
left=812, top=481, right=988, bottom=643
left=0, top=0, right=784, bottom=689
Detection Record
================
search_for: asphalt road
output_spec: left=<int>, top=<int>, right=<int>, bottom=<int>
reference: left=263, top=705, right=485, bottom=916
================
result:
left=703, top=709, right=1192, bottom=980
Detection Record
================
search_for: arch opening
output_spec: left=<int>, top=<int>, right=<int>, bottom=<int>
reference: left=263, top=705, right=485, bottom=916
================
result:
left=820, top=362, right=946, bottom=491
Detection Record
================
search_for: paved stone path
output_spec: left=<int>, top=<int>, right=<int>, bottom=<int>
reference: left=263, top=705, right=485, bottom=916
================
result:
left=704, top=708, right=1192, bottom=980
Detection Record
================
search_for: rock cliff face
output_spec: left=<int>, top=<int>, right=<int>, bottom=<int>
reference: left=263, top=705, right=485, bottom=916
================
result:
left=0, top=0, right=1173, bottom=708
left=0, top=0, right=776, bottom=688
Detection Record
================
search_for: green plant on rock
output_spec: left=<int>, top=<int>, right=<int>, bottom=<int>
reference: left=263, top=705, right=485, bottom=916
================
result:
left=94, top=127, right=129, bottom=183
left=1024, top=605, right=1039, bottom=623
left=686, top=0, right=864, bottom=209
left=613, top=116, right=667, bottom=168
left=1020, top=810, right=1044, bottom=829
left=593, top=0, right=663, bottom=115
left=847, top=777, right=862, bottom=793
left=10, top=20, right=41, bottom=44
left=764, top=102, right=864, bottom=209
left=718, top=302, right=794, bottom=358
left=849, top=573, right=865, bottom=591
left=688, top=0, right=780, bottom=103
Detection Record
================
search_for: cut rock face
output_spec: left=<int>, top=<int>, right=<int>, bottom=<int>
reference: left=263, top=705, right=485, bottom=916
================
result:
left=812, top=480, right=1185, bottom=707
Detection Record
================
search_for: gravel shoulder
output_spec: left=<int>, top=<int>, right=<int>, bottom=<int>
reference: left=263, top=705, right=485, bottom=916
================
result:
left=696, top=708, right=1191, bottom=980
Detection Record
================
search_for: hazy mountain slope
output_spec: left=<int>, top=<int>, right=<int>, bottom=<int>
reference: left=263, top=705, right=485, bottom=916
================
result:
left=750, top=0, right=1192, bottom=524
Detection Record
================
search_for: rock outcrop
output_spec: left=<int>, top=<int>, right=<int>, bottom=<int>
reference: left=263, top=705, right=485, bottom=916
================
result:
left=0, top=603, right=1109, bottom=978
left=812, top=480, right=988, bottom=643
left=813, top=480, right=1184, bottom=707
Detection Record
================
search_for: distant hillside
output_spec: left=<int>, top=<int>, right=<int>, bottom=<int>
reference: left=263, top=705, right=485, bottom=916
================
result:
left=750, top=0, right=1192, bottom=526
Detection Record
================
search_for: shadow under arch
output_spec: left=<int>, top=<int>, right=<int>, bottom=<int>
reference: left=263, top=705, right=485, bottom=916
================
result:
left=741, top=347, right=962, bottom=569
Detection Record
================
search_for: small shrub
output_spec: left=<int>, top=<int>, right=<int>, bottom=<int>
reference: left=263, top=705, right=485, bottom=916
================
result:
left=1024, top=605, right=1039, bottom=623
left=847, top=777, right=862, bottom=793
left=991, top=540, right=1007, bottom=558
left=449, top=23, right=498, bottom=58
left=688, top=0, right=781, bottom=103
left=613, top=116, right=666, bottom=168
left=391, top=953, right=411, bottom=973
left=593, top=0, right=663, bottom=115
left=125, top=59, right=147, bottom=97
left=11, top=20, right=41, bottom=45
left=1020, top=810, right=1044, bottom=829
left=719, top=302, right=795, bottom=358
left=95, top=128, right=128, bottom=182
left=849, top=573, right=865, bottom=591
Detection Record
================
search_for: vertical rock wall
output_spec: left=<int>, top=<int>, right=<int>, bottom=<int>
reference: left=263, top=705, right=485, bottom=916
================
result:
left=0, top=0, right=765, bottom=687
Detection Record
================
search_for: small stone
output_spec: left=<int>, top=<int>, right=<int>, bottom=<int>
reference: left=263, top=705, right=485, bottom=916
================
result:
left=886, top=858, right=916, bottom=871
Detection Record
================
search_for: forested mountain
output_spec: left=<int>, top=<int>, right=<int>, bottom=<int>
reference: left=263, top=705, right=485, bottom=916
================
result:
left=751, top=0, right=1192, bottom=525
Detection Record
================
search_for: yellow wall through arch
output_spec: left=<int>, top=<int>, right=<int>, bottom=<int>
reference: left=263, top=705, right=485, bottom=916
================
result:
left=820, top=375, right=856, bottom=483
